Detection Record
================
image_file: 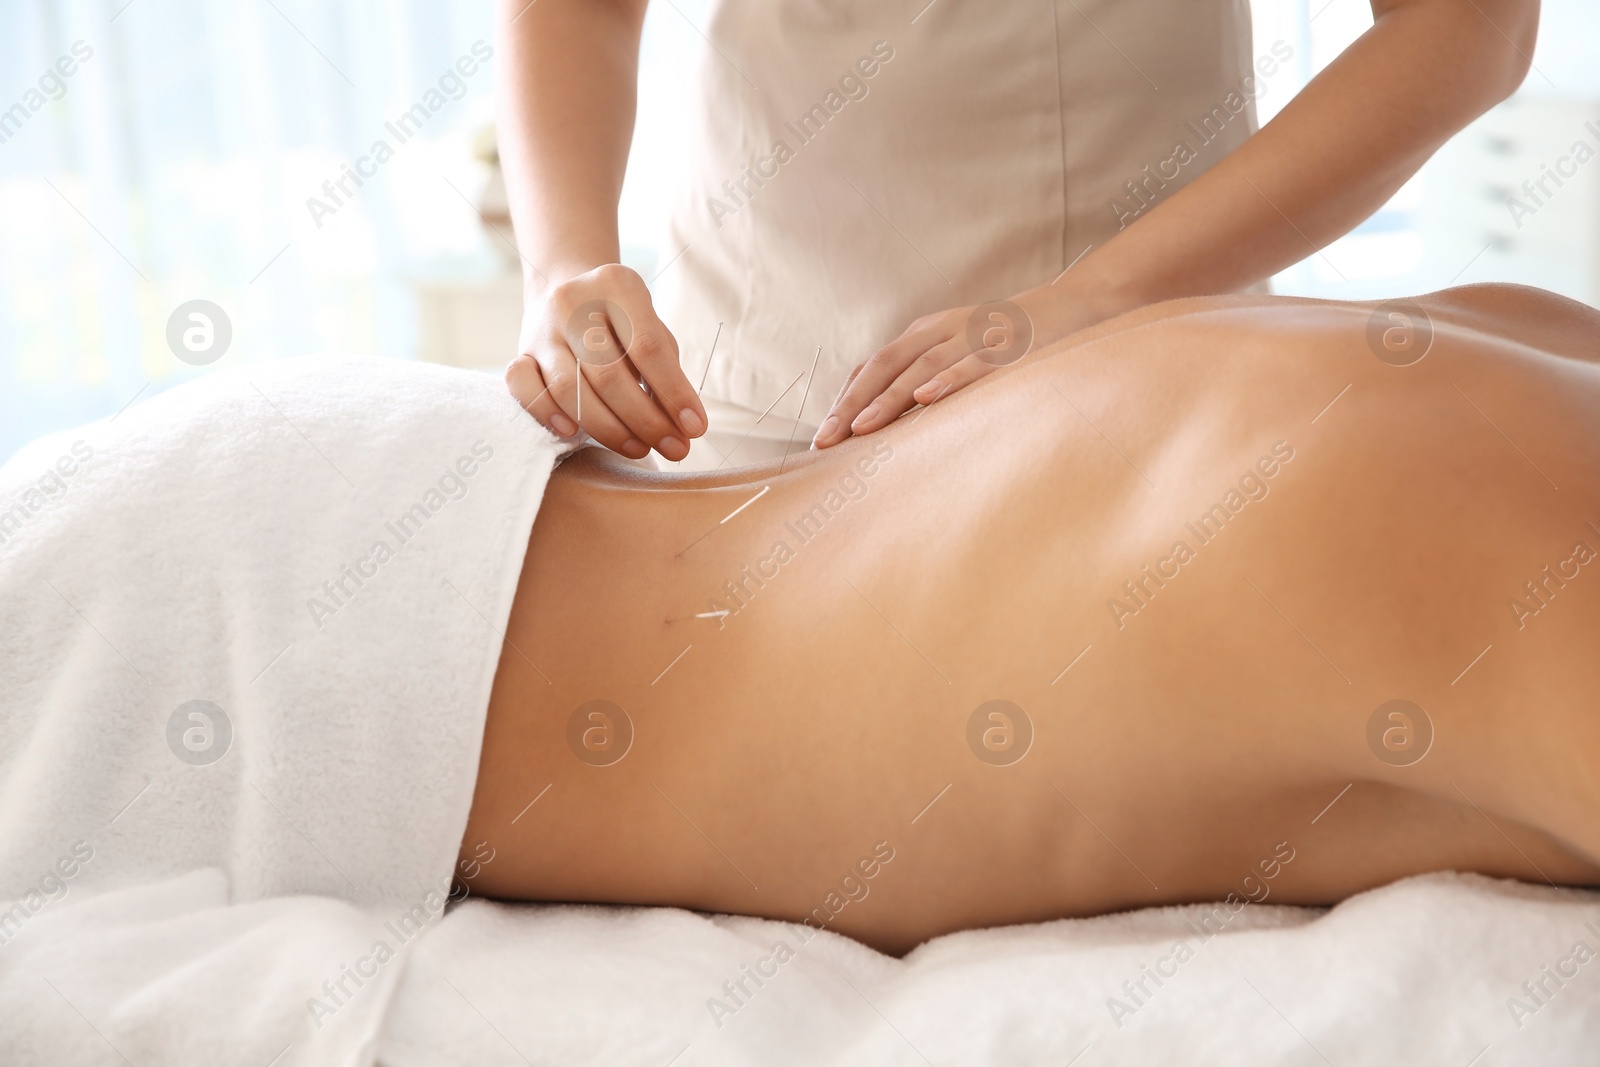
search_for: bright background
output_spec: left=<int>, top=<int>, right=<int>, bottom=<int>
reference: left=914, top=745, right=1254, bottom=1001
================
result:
left=2, top=0, right=1597, bottom=463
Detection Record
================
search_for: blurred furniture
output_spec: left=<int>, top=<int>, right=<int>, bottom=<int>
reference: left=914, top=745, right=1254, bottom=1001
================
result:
left=408, top=267, right=523, bottom=371
left=1420, top=94, right=1600, bottom=305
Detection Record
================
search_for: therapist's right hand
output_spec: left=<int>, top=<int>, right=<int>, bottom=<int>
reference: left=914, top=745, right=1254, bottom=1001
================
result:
left=505, top=264, right=706, bottom=462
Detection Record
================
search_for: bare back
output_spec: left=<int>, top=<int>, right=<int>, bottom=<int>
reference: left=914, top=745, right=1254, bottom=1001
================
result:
left=465, top=285, right=1600, bottom=954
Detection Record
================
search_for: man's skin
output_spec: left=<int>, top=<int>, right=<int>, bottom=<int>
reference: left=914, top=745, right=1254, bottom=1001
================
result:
left=464, top=284, right=1600, bottom=956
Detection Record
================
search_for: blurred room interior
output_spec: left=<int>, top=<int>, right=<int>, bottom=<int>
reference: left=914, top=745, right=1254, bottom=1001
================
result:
left=2, top=0, right=1597, bottom=462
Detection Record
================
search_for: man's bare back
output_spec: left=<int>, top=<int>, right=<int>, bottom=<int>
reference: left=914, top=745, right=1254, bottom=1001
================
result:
left=464, top=285, right=1600, bottom=954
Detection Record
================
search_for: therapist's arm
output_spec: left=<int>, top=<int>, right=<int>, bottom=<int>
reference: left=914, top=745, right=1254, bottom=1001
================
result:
left=815, top=0, right=1540, bottom=448
left=497, top=0, right=705, bottom=462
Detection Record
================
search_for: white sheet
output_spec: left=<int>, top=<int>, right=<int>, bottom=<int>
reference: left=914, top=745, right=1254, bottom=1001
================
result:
left=378, top=872, right=1600, bottom=1066
left=0, top=356, right=570, bottom=1066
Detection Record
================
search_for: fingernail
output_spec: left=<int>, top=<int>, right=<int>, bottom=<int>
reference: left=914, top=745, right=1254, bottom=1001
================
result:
left=660, top=435, right=685, bottom=455
left=851, top=403, right=880, bottom=430
left=550, top=413, right=577, bottom=436
left=915, top=380, right=941, bottom=399
left=813, top=415, right=839, bottom=446
left=622, top=437, right=646, bottom=457
left=679, top=408, right=704, bottom=435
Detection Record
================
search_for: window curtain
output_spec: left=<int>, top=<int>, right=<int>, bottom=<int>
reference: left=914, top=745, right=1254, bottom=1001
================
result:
left=0, top=0, right=499, bottom=460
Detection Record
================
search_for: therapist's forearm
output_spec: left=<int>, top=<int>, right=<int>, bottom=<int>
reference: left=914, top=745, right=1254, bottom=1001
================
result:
left=1073, top=0, right=1538, bottom=314
left=495, top=0, right=647, bottom=291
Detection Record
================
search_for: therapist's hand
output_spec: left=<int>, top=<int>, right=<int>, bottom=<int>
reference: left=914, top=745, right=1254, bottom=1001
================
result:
left=812, top=0, right=1540, bottom=451
left=506, top=264, right=706, bottom=462
left=812, top=281, right=1111, bottom=448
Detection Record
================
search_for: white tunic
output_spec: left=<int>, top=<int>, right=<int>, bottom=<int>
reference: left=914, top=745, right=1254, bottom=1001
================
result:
left=654, top=0, right=1263, bottom=456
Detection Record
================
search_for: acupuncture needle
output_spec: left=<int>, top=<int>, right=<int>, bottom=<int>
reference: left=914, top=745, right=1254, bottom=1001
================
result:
left=698, top=322, right=724, bottom=393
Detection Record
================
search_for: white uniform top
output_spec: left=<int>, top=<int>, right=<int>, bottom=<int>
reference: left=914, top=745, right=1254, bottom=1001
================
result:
left=655, top=0, right=1262, bottom=433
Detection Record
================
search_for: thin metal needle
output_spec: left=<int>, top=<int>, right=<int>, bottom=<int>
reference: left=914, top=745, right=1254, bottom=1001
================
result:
left=698, top=323, right=724, bottom=393
left=779, top=344, right=824, bottom=473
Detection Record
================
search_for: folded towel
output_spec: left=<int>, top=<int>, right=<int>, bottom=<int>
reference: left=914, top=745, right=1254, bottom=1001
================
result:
left=0, top=355, right=570, bottom=1065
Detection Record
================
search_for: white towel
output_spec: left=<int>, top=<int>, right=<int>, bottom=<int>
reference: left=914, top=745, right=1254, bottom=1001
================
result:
left=1, top=870, right=406, bottom=1066
left=0, top=355, right=570, bottom=1065
left=377, top=872, right=1600, bottom=1066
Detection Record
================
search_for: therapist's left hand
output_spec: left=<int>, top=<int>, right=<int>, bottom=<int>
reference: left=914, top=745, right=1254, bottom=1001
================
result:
left=811, top=282, right=1109, bottom=448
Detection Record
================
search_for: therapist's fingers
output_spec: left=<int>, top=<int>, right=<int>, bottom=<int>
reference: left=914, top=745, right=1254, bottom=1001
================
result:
left=563, top=312, right=690, bottom=463
left=806, top=363, right=866, bottom=451
left=505, top=353, right=571, bottom=435
left=909, top=351, right=1003, bottom=407
left=508, top=289, right=637, bottom=454
left=909, top=298, right=1036, bottom=407
left=516, top=333, right=649, bottom=460
left=548, top=267, right=698, bottom=460
left=604, top=273, right=706, bottom=443
left=823, top=363, right=865, bottom=420
left=547, top=353, right=657, bottom=461
left=812, top=317, right=955, bottom=448
left=845, top=335, right=971, bottom=437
